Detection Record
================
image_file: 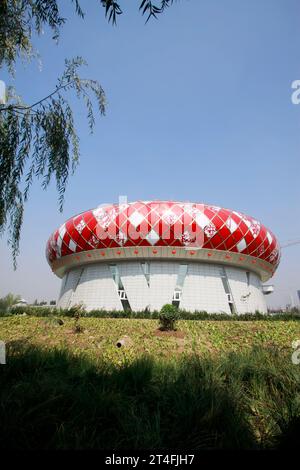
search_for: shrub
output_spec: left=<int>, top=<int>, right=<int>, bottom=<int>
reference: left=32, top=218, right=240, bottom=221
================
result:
left=1, top=305, right=300, bottom=321
left=0, top=293, right=21, bottom=314
left=159, top=304, right=179, bottom=330
left=70, top=304, right=85, bottom=333
left=9, top=305, right=55, bottom=316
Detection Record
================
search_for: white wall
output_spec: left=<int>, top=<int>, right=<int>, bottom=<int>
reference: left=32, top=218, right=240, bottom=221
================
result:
left=118, top=262, right=150, bottom=311
left=58, top=268, right=82, bottom=309
left=226, top=267, right=267, bottom=313
left=149, top=262, right=178, bottom=311
left=57, top=261, right=268, bottom=313
left=180, top=264, right=231, bottom=313
left=58, top=264, right=122, bottom=310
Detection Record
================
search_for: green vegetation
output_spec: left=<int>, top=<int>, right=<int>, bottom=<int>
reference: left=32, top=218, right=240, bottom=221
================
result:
left=1, top=316, right=299, bottom=359
left=0, top=342, right=299, bottom=449
left=0, top=293, right=21, bottom=314
left=0, top=316, right=299, bottom=449
left=3, top=303, right=300, bottom=321
left=159, top=303, right=180, bottom=330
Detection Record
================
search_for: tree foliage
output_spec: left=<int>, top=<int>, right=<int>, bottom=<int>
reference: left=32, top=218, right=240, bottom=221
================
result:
left=0, top=1, right=176, bottom=266
left=102, top=0, right=175, bottom=24
left=0, top=292, right=21, bottom=313
left=0, top=1, right=175, bottom=72
left=0, top=57, right=106, bottom=265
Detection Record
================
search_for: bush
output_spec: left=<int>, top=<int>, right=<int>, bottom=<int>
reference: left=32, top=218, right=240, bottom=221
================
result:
left=159, top=304, right=179, bottom=330
left=68, top=304, right=85, bottom=333
left=1, top=304, right=300, bottom=321
left=0, top=293, right=21, bottom=314
left=9, top=305, right=56, bottom=317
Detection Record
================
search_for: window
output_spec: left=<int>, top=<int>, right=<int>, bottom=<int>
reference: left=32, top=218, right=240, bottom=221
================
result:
left=109, top=264, right=131, bottom=311
left=172, top=264, right=187, bottom=307
left=172, top=291, right=182, bottom=301
left=118, top=290, right=127, bottom=300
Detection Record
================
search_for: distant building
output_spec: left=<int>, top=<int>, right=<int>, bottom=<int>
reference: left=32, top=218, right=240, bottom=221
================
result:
left=13, top=298, right=28, bottom=307
left=46, top=200, right=280, bottom=313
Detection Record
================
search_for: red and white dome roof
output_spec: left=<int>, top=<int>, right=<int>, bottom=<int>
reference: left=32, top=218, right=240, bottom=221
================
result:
left=46, top=200, right=280, bottom=281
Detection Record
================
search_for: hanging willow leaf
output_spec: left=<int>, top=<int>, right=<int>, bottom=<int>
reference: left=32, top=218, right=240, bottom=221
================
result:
left=0, top=0, right=177, bottom=267
left=0, top=57, right=106, bottom=266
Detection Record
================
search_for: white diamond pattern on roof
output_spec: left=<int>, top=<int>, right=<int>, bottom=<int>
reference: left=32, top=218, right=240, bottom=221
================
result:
left=58, top=224, right=66, bottom=239
left=93, top=207, right=117, bottom=228
left=195, top=212, right=211, bottom=229
left=267, top=231, right=273, bottom=244
left=47, top=201, right=280, bottom=276
left=226, top=218, right=238, bottom=233
left=237, top=238, right=247, bottom=253
left=146, top=229, right=160, bottom=245
left=162, top=209, right=178, bottom=225
left=57, top=224, right=66, bottom=256
left=69, top=239, right=77, bottom=252
left=129, top=211, right=144, bottom=228
left=76, top=220, right=86, bottom=234
left=204, top=223, right=217, bottom=238
left=249, top=221, right=260, bottom=238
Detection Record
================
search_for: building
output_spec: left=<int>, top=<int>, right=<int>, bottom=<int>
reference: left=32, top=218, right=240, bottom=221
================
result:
left=12, top=299, right=28, bottom=307
left=46, top=200, right=280, bottom=313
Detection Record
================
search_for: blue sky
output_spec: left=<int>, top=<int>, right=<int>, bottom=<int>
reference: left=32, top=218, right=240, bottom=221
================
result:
left=1, top=0, right=300, bottom=308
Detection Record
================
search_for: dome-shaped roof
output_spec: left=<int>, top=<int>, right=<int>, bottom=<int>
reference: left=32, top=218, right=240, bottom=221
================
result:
left=46, top=200, right=280, bottom=281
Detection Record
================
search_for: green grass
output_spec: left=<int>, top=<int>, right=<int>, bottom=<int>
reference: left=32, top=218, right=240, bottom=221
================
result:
left=0, top=317, right=300, bottom=449
left=1, top=316, right=299, bottom=360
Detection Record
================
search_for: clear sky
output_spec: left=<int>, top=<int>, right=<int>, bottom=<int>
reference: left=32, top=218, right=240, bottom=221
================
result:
left=1, top=0, right=300, bottom=308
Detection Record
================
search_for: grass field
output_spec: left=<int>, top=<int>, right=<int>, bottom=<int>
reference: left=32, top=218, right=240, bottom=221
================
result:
left=1, top=316, right=300, bottom=362
left=1, top=316, right=300, bottom=449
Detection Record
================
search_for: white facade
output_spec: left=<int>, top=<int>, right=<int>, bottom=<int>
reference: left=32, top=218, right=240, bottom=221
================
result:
left=58, top=260, right=268, bottom=313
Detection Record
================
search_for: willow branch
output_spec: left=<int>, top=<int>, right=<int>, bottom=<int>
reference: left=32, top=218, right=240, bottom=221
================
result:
left=0, top=79, right=77, bottom=113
